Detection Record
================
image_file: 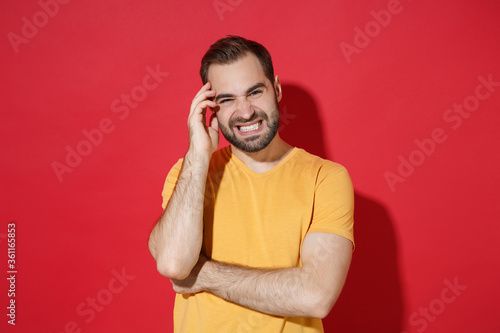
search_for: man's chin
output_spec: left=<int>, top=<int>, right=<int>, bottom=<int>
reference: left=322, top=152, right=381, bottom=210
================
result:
left=221, top=121, right=278, bottom=153
left=228, top=137, right=267, bottom=153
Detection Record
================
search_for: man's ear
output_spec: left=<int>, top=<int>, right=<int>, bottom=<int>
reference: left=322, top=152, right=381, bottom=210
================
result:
left=274, top=75, right=282, bottom=102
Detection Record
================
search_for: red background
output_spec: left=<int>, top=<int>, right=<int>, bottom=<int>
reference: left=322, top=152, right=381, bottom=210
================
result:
left=1, top=0, right=499, bottom=332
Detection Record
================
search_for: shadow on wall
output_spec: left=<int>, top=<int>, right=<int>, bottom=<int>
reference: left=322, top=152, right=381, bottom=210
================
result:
left=280, top=84, right=404, bottom=332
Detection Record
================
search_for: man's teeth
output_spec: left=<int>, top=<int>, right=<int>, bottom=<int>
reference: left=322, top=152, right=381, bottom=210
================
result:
left=239, top=122, right=260, bottom=132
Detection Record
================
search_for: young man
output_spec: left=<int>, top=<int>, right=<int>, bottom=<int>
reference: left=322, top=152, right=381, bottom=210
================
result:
left=148, top=36, right=354, bottom=332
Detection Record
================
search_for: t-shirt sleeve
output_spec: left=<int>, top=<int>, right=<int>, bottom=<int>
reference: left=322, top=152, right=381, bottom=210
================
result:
left=161, top=158, right=184, bottom=210
left=308, top=162, right=355, bottom=247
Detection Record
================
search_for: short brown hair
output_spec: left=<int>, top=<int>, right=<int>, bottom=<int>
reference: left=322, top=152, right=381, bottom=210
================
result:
left=200, top=35, right=275, bottom=85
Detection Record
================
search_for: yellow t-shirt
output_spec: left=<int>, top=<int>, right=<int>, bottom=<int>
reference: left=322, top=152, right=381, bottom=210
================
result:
left=161, top=146, right=354, bottom=333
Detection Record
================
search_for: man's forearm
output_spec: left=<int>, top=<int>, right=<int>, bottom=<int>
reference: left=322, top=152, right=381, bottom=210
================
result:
left=149, top=151, right=209, bottom=279
left=171, top=234, right=351, bottom=318
left=200, top=259, right=331, bottom=318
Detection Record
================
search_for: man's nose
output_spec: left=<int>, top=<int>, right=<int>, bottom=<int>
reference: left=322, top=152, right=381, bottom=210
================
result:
left=234, top=97, right=254, bottom=120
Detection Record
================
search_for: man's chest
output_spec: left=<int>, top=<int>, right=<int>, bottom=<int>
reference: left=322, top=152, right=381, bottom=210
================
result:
left=202, top=172, right=316, bottom=267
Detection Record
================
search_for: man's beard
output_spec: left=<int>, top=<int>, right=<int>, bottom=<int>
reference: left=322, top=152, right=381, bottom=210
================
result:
left=218, top=102, right=280, bottom=153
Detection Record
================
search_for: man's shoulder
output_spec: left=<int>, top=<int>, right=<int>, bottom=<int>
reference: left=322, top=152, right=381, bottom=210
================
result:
left=291, top=147, right=348, bottom=174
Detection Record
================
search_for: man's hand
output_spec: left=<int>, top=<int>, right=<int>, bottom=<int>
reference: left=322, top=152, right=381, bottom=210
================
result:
left=171, top=253, right=209, bottom=294
left=188, top=82, right=219, bottom=157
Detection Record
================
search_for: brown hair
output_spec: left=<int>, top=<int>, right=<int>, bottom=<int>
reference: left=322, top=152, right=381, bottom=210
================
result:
left=200, top=35, right=275, bottom=85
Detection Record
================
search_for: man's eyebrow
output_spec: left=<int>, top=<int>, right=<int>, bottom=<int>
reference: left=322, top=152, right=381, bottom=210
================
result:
left=214, top=93, right=234, bottom=103
left=215, top=82, right=267, bottom=103
left=245, top=82, right=266, bottom=94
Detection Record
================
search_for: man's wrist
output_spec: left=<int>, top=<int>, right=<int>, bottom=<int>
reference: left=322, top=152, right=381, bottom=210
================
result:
left=184, top=149, right=211, bottom=170
left=199, top=258, right=217, bottom=294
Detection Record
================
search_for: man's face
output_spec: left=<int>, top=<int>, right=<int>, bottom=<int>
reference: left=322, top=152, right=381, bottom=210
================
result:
left=208, top=53, right=282, bottom=153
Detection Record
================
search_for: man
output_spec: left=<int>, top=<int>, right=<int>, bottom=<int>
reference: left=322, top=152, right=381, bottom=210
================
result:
left=148, top=35, right=354, bottom=332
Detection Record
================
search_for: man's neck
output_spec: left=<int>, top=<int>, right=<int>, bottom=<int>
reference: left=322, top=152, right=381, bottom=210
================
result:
left=230, top=135, right=293, bottom=173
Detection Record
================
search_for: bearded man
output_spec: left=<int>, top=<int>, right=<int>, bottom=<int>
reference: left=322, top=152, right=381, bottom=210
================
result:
left=148, top=35, right=354, bottom=333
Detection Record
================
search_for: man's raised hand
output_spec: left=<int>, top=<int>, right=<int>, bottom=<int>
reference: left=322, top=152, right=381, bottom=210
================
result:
left=187, top=82, right=219, bottom=157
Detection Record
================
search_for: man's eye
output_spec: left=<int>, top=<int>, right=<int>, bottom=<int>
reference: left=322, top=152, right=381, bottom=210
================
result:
left=219, top=99, right=232, bottom=104
left=250, top=90, right=263, bottom=97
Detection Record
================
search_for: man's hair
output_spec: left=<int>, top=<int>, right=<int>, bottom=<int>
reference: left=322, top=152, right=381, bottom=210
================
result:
left=200, top=35, right=275, bottom=85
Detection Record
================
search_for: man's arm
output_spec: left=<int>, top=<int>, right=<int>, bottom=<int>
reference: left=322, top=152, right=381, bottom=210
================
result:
left=148, top=82, right=219, bottom=280
left=171, top=232, right=353, bottom=318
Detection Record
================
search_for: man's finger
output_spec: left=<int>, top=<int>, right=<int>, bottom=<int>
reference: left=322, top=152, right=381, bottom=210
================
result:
left=190, top=90, right=217, bottom=116
left=192, top=100, right=218, bottom=118
left=209, top=112, right=219, bottom=131
left=191, top=82, right=214, bottom=108
left=193, top=82, right=211, bottom=99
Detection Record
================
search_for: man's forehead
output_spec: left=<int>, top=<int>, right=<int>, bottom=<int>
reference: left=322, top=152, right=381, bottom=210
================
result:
left=207, top=53, right=267, bottom=91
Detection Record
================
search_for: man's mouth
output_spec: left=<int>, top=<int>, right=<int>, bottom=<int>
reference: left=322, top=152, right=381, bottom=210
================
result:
left=236, top=120, right=263, bottom=135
